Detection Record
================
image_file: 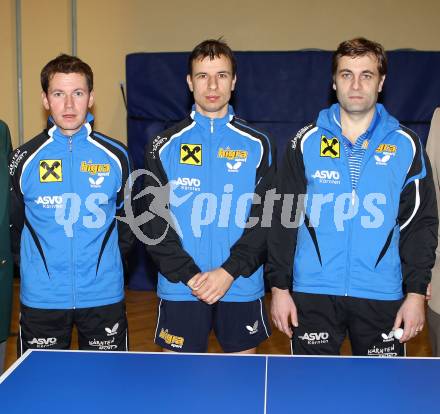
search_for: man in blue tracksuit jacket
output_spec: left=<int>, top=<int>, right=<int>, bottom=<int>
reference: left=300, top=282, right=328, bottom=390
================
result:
left=267, top=38, right=438, bottom=356
left=143, top=39, right=276, bottom=353
left=9, top=55, right=134, bottom=354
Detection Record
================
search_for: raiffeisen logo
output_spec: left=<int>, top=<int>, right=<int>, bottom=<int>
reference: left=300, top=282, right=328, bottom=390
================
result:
left=34, top=195, right=63, bottom=208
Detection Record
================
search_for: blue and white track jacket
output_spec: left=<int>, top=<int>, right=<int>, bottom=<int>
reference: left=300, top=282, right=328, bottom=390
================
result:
left=9, top=114, right=134, bottom=309
left=267, top=104, right=437, bottom=300
left=144, top=106, right=276, bottom=302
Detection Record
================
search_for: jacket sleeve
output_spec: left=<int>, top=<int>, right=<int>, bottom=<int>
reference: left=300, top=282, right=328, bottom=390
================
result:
left=9, top=148, right=25, bottom=266
left=398, top=128, right=438, bottom=295
left=0, top=122, right=13, bottom=257
left=1, top=121, right=12, bottom=157
left=221, top=134, right=277, bottom=279
left=426, top=108, right=440, bottom=253
left=116, top=151, right=135, bottom=258
left=426, top=108, right=440, bottom=309
left=266, top=127, right=310, bottom=290
left=141, top=137, right=201, bottom=284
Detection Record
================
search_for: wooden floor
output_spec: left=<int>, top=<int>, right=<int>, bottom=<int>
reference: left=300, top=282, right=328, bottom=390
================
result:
left=5, top=281, right=433, bottom=370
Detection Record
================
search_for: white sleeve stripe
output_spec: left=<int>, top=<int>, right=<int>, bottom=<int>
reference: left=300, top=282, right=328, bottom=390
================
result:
left=397, top=129, right=416, bottom=174
left=400, top=179, right=420, bottom=231
left=227, top=123, right=264, bottom=168
left=259, top=298, right=270, bottom=338
left=301, top=127, right=318, bottom=154
left=153, top=299, right=163, bottom=342
left=158, top=122, right=197, bottom=157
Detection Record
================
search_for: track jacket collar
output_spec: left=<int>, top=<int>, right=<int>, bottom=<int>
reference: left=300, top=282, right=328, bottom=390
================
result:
left=46, top=112, right=94, bottom=144
left=317, top=103, right=400, bottom=149
left=190, top=105, right=235, bottom=133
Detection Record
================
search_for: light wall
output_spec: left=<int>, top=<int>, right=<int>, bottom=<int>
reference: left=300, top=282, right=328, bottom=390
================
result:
left=1, top=0, right=440, bottom=148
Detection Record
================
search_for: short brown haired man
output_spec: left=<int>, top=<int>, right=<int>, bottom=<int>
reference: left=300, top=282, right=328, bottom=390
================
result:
left=9, top=54, right=134, bottom=354
left=143, top=39, right=276, bottom=353
left=267, top=38, right=438, bottom=356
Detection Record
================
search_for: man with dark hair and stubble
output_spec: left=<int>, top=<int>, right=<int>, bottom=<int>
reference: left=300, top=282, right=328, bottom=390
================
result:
left=267, top=38, right=438, bottom=356
left=143, top=39, right=276, bottom=353
left=9, top=54, right=134, bottom=355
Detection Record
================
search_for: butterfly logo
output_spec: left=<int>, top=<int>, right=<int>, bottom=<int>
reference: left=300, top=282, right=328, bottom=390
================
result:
left=374, top=154, right=391, bottom=165
left=105, top=323, right=119, bottom=336
left=246, top=321, right=259, bottom=335
left=226, top=161, right=242, bottom=172
left=89, top=176, right=105, bottom=188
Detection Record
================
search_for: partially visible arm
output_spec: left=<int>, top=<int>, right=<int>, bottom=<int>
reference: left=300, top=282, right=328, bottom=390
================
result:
left=116, top=151, right=135, bottom=258
left=0, top=122, right=13, bottom=259
left=8, top=145, right=25, bottom=266
left=141, top=136, right=200, bottom=285
left=396, top=129, right=438, bottom=342
left=266, top=127, right=311, bottom=337
left=398, top=141, right=437, bottom=296
left=266, top=130, right=308, bottom=290
left=426, top=108, right=440, bottom=301
left=1, top=121, right=12, bottom=155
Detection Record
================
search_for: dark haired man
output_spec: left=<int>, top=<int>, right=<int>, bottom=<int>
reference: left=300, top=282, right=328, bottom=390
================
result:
left=9, top=54, right=134, bottom=354
left=268, top=38, right=438, bottom=356
left=144, top=39, right=275, bottom=353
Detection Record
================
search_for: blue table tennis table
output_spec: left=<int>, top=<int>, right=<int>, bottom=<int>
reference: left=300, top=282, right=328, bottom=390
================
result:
left=0, top=350, right=438, bottom=413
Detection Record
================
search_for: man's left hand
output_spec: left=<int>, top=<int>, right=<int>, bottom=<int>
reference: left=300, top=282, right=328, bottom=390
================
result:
left=393, top=293, right=425, bottom=343
left=191, top=268, right=234, bottom=305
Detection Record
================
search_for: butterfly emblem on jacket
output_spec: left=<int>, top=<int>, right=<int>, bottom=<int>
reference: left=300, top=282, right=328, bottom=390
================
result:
left=89, top=176, right=105, bottom=188
left=226, top=161, right=242, bottom=172
left=374, top=154, right=391, bottom=165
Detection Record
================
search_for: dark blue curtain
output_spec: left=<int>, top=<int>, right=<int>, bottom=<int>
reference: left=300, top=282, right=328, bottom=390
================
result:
left=126, top=50, right=440, bottom=290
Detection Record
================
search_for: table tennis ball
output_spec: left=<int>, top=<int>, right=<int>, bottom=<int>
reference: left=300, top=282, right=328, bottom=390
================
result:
left=393, top=328, right=404, bottom=340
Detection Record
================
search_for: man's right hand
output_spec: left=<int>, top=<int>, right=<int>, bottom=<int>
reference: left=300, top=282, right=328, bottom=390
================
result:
left=270, top=287, right=298, bottom=338
left=187, top=273, right=204, bottom=290
left=190, top=268, right=234, bottom=305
